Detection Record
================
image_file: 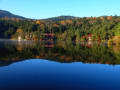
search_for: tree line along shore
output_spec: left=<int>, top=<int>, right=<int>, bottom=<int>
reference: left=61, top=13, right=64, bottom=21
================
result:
left=0, top=16, right=120, bottom=45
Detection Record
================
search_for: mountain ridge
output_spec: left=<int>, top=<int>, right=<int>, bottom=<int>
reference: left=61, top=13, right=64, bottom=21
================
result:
left=0, top=10, right=79, bottom=21
left=42, top=15, right=79, bottom=21
left=0, top=10, right=26, bottom=19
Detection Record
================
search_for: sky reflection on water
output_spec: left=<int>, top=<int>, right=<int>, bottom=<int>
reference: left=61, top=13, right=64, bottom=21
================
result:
left=0, top=59, right=120, bottom=90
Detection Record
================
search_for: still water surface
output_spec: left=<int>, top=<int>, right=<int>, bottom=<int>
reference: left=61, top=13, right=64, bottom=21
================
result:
left=0, top=40, right=120, bottom=90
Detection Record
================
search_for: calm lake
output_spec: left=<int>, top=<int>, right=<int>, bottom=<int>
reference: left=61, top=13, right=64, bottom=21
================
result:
left=0, top=40, right=120, bottom=90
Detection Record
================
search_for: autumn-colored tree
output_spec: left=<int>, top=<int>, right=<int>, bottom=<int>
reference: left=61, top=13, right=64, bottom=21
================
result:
left=40, top=24, right=45, bottom=30
left=100, top=17, right=104, bottom=20
left=60, top=21, right=66, bottom=25
left=4, top=16, right=10, bottom=20
left=53, top=24, right=59, bottom=27
left=16, top=29, right=23, bottom=33
left=36, top=20, right=41, bottom=24
left=65, top=20, right=73, bottom=24
left=107, top=16, right=112, bottom=20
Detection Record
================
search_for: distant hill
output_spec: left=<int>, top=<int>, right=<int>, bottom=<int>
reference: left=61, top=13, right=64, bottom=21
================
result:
left=0, top=10, right=26, bottom=19
left=0, top=10, right=79, bottom=21
left=43, top=16, right=79, bottom=21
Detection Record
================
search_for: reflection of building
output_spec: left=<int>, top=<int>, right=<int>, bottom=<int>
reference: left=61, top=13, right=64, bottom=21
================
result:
left=18, top=36, right=22, bottom=41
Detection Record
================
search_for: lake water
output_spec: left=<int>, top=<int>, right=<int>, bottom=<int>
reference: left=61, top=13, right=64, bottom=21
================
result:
left=0, top=40, right=120, bottom=90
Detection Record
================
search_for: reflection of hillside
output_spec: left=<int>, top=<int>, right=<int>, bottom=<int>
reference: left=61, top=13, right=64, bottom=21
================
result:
left=0, top=61, right=12, bottom=67
left=0, top=40, right=120, bottom=67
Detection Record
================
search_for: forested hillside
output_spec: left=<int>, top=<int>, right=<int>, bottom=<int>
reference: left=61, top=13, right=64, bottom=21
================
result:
left=0, top=15, right=120, bottom=43
left=0, top=10, right=25, bottom=19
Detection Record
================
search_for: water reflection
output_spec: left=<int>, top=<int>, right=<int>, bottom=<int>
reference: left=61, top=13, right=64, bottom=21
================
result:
left=1, top=60, right=120, bottom=90
left=0, top=40, right=120, bottom=67
left=1, top=40, right=120, bottom=90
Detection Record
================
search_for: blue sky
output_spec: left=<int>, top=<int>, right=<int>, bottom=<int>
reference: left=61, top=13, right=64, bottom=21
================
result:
left=0, top=0, right=120, bottom=19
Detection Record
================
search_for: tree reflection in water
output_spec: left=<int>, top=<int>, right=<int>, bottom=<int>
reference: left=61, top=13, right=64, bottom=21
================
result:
left=0, top=40, right=120, bottom=67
